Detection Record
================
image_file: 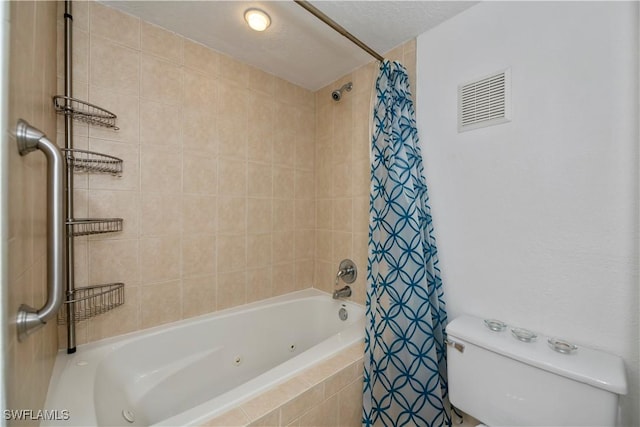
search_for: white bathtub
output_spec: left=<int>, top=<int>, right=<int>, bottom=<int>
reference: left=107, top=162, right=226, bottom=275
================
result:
left=43, top=289, right=365, bottom=427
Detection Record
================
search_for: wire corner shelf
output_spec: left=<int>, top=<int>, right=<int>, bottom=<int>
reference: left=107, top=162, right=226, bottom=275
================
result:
left=68, top=218, right=123, bottom=237
left=57, top=283, right=125, bottom=324
left=53, top=95, right=119, bottom=130
left=63, top=148, right=123, bottom=176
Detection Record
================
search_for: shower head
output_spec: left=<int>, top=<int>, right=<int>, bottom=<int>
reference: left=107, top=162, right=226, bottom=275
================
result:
left=331, top=82, right=353, bottom=102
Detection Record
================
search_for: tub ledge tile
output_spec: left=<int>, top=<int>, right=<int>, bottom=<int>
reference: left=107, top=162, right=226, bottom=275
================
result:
left=200, top=407, right=250, bottom=427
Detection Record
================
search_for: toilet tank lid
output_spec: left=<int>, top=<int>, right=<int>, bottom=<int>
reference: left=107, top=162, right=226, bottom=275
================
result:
left=446, top=315, right=628, bottom=395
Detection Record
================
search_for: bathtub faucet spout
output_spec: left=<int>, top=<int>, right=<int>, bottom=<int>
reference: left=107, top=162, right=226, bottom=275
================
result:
left=333, top=286, right=352, bottom=299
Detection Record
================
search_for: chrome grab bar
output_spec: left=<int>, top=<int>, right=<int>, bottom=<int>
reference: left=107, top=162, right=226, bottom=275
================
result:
left=15, top=119, right=66, bottom=341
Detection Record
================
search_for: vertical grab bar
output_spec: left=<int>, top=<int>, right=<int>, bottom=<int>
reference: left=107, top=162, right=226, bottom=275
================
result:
left=15, top=119, right=66, bottom=341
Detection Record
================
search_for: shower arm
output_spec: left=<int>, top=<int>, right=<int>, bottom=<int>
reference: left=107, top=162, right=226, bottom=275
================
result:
left=16, top=120, right=66, bottom=341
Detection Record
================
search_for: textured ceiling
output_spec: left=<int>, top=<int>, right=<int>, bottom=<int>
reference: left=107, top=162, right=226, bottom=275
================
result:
left=102, top=1, right=477, bottom=91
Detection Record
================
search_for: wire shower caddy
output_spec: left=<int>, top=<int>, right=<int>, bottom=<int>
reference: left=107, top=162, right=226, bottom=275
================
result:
left=53, top=95, right=119, bottom=130
left=57, top=283, right=125, bottom=324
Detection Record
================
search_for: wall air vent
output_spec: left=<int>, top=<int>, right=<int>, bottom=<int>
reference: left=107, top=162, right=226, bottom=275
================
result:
left=458, top=68, right=511, bottom=132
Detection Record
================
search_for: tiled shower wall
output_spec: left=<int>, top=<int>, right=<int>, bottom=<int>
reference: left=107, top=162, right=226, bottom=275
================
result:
left=6, top=0, right=59, bottom=421
left=314, top=42, right=417, bottom=305
left=59, top=1, right=416, bottom=346
left=59, top=2, right=316, bottom=346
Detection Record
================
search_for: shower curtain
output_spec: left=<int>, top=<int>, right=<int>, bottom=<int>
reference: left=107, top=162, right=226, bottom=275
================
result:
left=363, top=60, right=450, bottom=427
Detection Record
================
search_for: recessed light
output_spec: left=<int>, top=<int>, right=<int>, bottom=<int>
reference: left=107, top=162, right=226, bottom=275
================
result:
left=244, top=8, right=271, bottom=32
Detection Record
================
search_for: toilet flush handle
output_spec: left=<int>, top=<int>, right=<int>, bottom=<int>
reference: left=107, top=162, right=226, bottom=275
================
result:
left=445, top=338, right=465, bottom=353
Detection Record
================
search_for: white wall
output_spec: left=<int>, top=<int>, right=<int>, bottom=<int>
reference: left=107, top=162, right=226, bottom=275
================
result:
left=416, top=2, right=639, bottom=425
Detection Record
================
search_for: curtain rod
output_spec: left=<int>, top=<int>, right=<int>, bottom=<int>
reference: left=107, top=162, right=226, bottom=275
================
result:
left=294, top=0, right=385, bottom=63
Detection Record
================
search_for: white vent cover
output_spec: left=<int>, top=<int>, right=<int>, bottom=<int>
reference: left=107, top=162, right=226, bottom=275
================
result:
left=458, top=68, right=511, bottom=132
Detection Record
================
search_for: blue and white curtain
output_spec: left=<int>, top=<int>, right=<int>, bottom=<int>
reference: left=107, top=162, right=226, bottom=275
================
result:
left=363, top=60, right=450, bottom=427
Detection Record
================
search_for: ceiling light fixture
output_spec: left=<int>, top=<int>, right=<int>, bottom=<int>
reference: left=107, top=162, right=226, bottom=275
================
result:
left=244, top=8, right=271, bottom=32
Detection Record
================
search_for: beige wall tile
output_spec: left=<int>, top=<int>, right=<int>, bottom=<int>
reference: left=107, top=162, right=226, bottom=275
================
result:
left=183, top=275, right=216, bottom=318
left=295, top=230, right=314, bottom=260
left=247, top=234, right=271, bottom=268
left=352, top=158, right=370, bottom=197
left=70, top=1, right=89, bottom=31
left=141, top=146, right=182, bottom=194
left=219, top=53, right=249, bottom=87
left=140, top=280, right=182, bottom=328
left=333, top=162, right=353, bottom=197
left=140, top=192, right=182, bottom=237
left=183, top=108, right=217, bottom=154
left=140, top=54, right=183, bottom=105
left=241, top=377, right=308, bottom=422
left=273, top=166, right=294, bottom=199
left=88, top=285, right=140, bottom=341
left=57, top=25, right=88, bottom=83
left=218, top=158, right=247, bottom=196
left=183, top=152, right=217, bottom=195
left=352, top=62, right=376, bottom=96
left=88, top=238, right=139, bottom=286
left=295, top=260, right=314, bottom=289
left=332, top=232, right=353, bottom=267
left=218, top=197, right=246, bottom=235
left=272, top=263, right=295, bottom=296
left=316, top=104, right=332, bottom=141
left=273, top=132, right=295, bottom=168
left=202, top=407, right=250, bottom=427
left=248, top=93, right=274, bottom=164
left=337, top=377, right=364, bottom=426
left=324, top=363, right=359, bottom=397
left=332, top=198, right=353, bottom=233
left=217, top=271, right=247, bottom=310
left=315, top=230, right=332, bottom=263
left=217, top=235, right=247, bottom=273
left=182, top=194, right=217, bottom=235
left=280, top=383, right=324, bottom=425
left=73, top=239, right=89, bottom=292
left=295, top=199, right=315, bottom=230
left=299, top=395, right=338, bottom=427
left=140, top=99, right=182, bottom=147
left=184, top=39, right=219, bottom=76
left=295, top=133, right=315, bottom=171
left=315, top=170, right=332, bottom=200
left=90, top=36, right=139, bottom=95
left=248, top=409, right=279, bottom=427
left=182, top=234, right=216, bottom=278
left=247, top=199, right=271, bottom=234
left=248, top=162, right=272, bottom=197
left=141, top=21, right=183, bottom=64
left=314, top=259, right=334, bottom=294
left=139, top=235, right=181, bottom=284
left=246, top=268, right=272, bottom=303
left=316, top=199, right=332, bottom=230
left=184, top=69, right=215, bottom=111
left=218, top=82, right=249, bottom=159
left=90, top=2, right=140, bottom=49
left=294, top=170, right=314, bottom=199
left=353, top=197, right=369, bottom=235
left=249, top=68, right=276, bottom=96
left=274, top=78, right=299, bottom=107
left=273, top=199, right=294, bottom=232
left=272, top=231, right=294, bottom=264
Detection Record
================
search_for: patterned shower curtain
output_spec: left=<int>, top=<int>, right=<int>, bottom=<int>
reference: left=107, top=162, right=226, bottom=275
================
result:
left=363, top=60, right=450, bottom=427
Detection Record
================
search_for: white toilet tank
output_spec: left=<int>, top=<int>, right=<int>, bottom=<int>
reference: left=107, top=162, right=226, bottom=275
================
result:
left=446, top=315, right=627, bottom=426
